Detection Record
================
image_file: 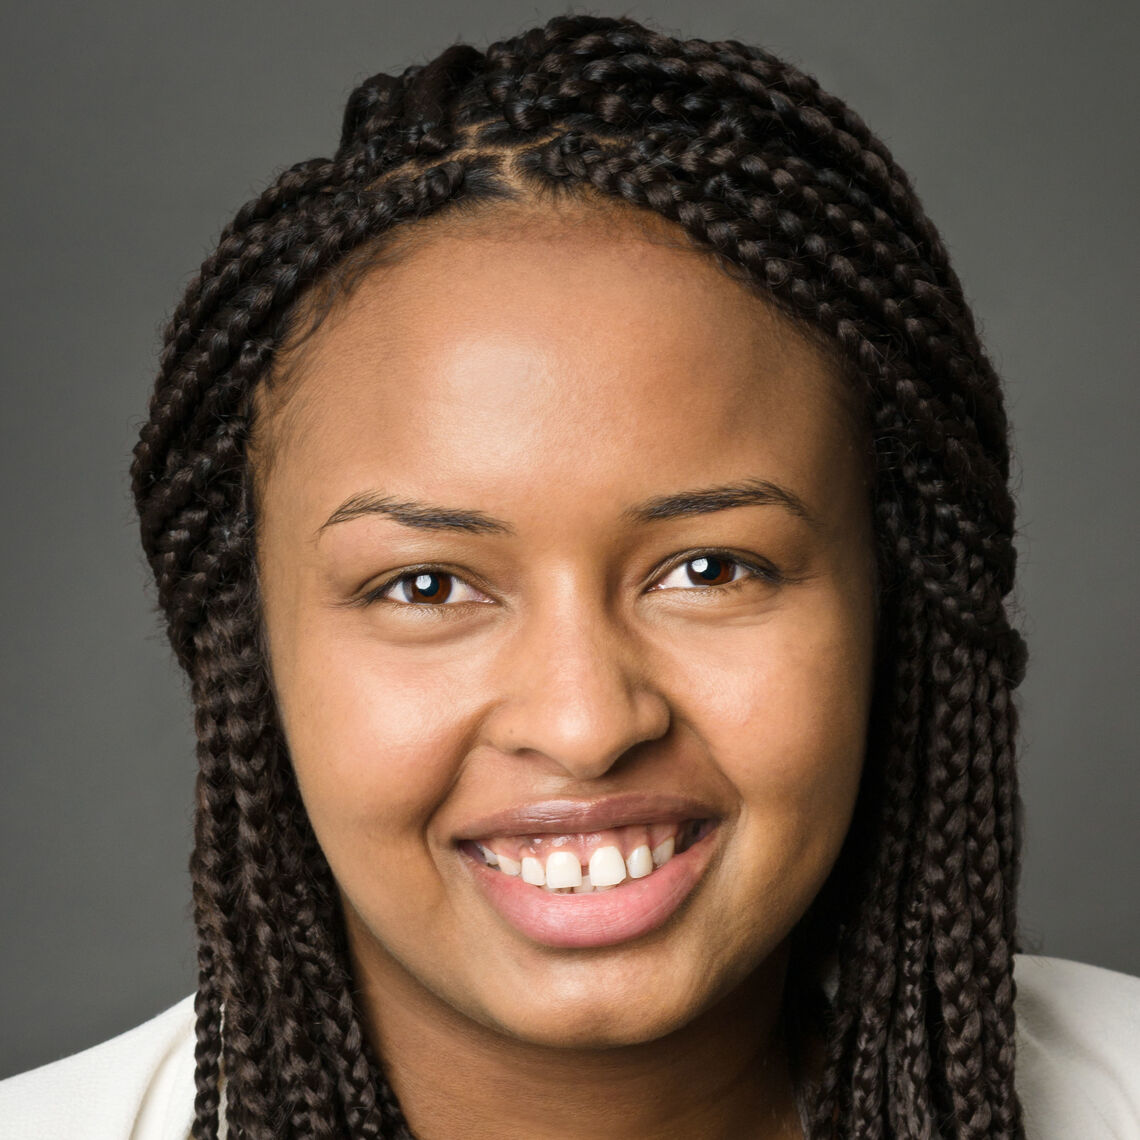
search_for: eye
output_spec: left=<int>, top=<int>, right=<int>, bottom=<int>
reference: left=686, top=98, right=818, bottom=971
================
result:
left=652, top=552, right=776, bottom=592
left=371, top=569, right=488, bottom=607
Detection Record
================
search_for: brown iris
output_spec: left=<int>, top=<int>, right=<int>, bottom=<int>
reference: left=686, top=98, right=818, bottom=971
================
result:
left=401, top=572, right=453, bottom=604
left=685, top=556, right=736, bottom=587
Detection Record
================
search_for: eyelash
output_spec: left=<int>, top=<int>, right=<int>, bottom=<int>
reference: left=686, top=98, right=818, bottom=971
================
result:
left=362, top=550, right=781, bottom=611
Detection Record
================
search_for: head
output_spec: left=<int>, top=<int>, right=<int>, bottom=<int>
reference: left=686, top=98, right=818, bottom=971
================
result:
left=133, top=16, right=1026, bottom=1140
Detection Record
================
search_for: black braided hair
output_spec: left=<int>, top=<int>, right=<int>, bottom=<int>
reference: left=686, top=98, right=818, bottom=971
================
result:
left=131, top=15, right=1027, bottom=1138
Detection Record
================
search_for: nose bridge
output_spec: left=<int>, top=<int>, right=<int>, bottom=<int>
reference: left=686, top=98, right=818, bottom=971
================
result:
left=484, top=583, right=670, bottom=779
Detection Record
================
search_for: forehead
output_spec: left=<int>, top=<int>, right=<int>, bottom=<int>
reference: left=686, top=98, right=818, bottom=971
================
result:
left=252, top=206, right=863, bottom=520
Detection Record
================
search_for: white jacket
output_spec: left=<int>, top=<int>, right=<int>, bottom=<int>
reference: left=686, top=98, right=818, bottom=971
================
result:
left=1, top=955, right=1137, bottom=1138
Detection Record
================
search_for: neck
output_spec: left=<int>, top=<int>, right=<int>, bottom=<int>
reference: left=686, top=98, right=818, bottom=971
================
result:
left=351, top=946, right=803, bottom=1140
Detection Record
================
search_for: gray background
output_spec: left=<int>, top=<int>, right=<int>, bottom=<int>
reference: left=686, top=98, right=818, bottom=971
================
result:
left=1, top=0, right=1136, bottom=1080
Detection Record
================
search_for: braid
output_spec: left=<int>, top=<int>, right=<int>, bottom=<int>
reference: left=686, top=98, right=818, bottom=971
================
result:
left=133, top=14, right=1026, bottom=1137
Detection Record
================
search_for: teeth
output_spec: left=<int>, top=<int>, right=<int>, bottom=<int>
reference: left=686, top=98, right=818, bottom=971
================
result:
left=651, top=837, right=675, bottom=868
left=626, top=844, right=653, bottom=879
left=477, top=822, right=700, bottom=888
left=588, top=845, right=627, bottom=888
left=545, top=850, right=583, bottom=890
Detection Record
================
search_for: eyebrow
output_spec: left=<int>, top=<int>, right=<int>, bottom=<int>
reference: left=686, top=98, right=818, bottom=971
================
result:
left=319, top=493, right=512, bottom=536
left=318, top=478, right=817, bottom=537
left=622, top=478, right=818, bottom=529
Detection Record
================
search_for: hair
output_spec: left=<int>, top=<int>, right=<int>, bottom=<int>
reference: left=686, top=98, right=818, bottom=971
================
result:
left=130, top=14, right=1028, bottom=1139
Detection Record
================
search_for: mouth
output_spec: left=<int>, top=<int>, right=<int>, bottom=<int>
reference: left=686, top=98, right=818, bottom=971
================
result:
left=460, top=817, right=716, bottom=892
left=456, top=798, right=721, bottom=949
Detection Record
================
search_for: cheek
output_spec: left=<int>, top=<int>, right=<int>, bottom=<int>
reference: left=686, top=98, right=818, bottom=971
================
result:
left=275, top=626, right=475, bottom=845
left=679, top=596, right=872, bottom=877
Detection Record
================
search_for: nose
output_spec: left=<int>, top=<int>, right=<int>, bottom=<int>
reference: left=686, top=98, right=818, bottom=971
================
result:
left=481, top=597, right=671, bottom=781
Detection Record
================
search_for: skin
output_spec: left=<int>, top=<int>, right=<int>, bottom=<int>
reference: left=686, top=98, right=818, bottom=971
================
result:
left=253, top=204, right=878, bottom=1140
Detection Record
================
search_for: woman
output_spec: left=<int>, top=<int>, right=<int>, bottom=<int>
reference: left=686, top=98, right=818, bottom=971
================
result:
left=1, top=13, right=1136, bottom=1140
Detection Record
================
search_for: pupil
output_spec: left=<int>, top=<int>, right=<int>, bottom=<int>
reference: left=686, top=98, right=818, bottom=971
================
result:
left=689, top=556, right=729, bottom=584
left=412, top=573, right=445, bottom=600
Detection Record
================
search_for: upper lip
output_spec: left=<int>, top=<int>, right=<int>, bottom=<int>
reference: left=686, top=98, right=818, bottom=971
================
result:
left=455, top=793, right=720, bottom=841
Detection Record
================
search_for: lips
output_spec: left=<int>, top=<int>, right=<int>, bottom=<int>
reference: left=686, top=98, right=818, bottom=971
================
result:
left=455, top=795, right=721, bottom=948
left=455, top=794, right=713, bottom=838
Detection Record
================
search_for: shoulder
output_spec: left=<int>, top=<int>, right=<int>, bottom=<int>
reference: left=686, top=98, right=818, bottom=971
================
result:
left=1015, top=953, right=1140, bottom=1139
left=0, top=993, right=197, bottom=1140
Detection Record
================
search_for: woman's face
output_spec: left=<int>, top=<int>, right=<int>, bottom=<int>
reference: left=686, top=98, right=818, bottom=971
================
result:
left=254, top=208, right=877, bottom=1050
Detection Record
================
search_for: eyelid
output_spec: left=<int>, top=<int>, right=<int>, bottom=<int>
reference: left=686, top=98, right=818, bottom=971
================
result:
left=363, top=549, right=781, bottom=609
left=362, top=565, right=492, bottom=607
left=649, top=549, right=782, bottom=591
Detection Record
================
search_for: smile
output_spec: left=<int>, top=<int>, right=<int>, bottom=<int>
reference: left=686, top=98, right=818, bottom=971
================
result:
left=456, top=798, right=722, bottom=949
left=463, top=818, right=716, bottom=892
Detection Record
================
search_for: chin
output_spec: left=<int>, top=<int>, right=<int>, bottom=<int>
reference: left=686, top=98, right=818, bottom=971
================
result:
left=475, top=948, right=744, bottom=1051
left=493, top=992, right=699, bottom=1051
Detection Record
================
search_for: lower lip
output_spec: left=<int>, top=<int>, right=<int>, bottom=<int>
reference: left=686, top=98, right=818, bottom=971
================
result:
left=465, top=829, right=718, bottom=949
